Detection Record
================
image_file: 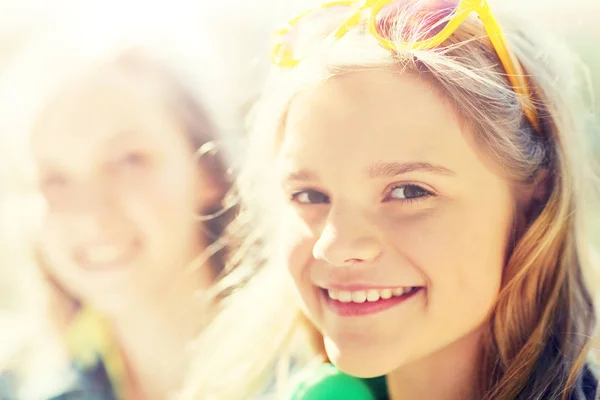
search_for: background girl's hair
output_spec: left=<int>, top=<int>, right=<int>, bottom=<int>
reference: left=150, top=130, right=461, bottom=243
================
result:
left=181, top=3, right=600, bottom=400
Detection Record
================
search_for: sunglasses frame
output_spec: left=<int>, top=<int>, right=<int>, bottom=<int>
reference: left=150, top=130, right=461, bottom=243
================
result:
left=272, top=0, right=540, bottom=133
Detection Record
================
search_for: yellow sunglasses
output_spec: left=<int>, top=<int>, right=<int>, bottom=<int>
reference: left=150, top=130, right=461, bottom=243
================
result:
left=272, top=0, right=540, bottom=134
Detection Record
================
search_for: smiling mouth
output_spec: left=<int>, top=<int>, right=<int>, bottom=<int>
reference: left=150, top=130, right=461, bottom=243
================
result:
left=322, top=286, right=423, bottom=317
left=76, top=239, right=141, bottom=271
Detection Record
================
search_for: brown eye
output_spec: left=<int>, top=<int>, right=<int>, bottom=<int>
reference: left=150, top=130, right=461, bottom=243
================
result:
left=389, top=184, right=430, bottom=200
left=291, top=190, right=330, bottom=204
left=118, top=151, right=147, bottom=168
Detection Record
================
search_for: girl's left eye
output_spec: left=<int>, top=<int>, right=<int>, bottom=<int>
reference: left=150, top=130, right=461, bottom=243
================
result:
left=290, top=189, right=330, bottom=205
left=387, top=184, right=432, bottom=201
left=118, top=151, right=147, bottom=167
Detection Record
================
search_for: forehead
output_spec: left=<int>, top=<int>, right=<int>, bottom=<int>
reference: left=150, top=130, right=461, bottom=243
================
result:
left=280, top=68, right=470, bottom=168
left=31, top=67, right=176, bottom=160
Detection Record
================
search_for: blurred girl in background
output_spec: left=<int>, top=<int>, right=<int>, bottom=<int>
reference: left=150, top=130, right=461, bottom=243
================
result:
left=0, top=5, right=239, bottom=399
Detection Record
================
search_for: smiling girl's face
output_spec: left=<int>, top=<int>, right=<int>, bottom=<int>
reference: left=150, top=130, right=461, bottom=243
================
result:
left=32, top=66, right=216, bottom=315
left=276, top=69, right=518, bottom=378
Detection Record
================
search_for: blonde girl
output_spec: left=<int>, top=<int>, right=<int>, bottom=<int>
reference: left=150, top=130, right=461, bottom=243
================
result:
left=182, top=0, right=600, bottom=399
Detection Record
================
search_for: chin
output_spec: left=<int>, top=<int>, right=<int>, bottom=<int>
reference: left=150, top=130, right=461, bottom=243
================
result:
left=324, top=336, right=401, bottom=379
left=81, top=289, right=140, bottom=317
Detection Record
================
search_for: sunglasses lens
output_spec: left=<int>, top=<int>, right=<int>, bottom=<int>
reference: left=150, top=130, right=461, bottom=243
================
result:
left=375, top=0, right=458, bottom=43
left=277, top=5, right=357, bottom=62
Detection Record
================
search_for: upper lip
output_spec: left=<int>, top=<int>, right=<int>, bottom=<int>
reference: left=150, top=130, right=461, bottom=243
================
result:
left=316, top=283, right=422, bottom=291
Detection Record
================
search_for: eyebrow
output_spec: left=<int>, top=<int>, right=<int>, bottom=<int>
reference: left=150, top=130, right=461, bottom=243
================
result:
left=367, top=161, right=454, bottom=178
left=282, top=161, right=454, bottom=182
left=283, top=169, right=319, bottom=182
left=106, top=130, right=145, bottom=146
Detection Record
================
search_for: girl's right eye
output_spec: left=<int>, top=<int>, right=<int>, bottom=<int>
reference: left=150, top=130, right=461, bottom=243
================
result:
left=290, top=189, right=330, bottom=205
left=115, top=149, right=149, bottom=171
left=41, top=173, right=68, bottom=192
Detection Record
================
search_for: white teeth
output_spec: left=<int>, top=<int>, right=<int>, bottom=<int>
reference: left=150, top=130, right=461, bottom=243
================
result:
left=326, top=287, right=418, bottom=303
left=338, top=291, right=352, bottom=303
left=366, top=290, right=380, bottom=302
left=351, top=291, right=367, bottom=303
left=84, top=246, right=126, bottom=264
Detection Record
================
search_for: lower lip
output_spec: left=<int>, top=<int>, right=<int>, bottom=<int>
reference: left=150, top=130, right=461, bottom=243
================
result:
left=77, top=241, right=141, bottom=272
left=322, top=288, right=423, bottom=317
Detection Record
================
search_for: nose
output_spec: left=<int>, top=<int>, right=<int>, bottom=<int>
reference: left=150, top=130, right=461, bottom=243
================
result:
left=312, top=205, right=382, bottom=267
left=66, top=181, right=121, bottom=239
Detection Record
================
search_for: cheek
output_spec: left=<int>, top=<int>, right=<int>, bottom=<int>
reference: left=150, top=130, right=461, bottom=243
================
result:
left=282, top=211, right=316, bottom=288
left=40, top=214, right=76, bottom=262
left=385, top=203, right=509, bottom=315
left=119, top=166, right=198, bottom=235
left=279, top=209, right=326, bottom=325
left=38, top=217, right=85, bottom=292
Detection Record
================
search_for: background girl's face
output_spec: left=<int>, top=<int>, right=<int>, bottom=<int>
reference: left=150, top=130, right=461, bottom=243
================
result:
left=32, top=67, right=216, bottom=315
left=277, top=69, right=518, bottom=378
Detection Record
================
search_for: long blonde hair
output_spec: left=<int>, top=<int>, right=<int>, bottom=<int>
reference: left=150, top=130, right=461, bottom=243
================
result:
left=182, top=3, right=600, bottom=399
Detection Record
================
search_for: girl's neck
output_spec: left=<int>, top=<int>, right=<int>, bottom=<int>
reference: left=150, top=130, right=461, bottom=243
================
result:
left=386, top=326, right=483, bottom=400
left=109, top=263, right=214, bottom=400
